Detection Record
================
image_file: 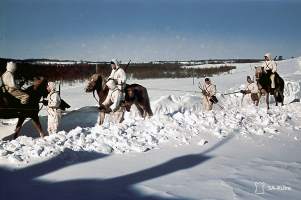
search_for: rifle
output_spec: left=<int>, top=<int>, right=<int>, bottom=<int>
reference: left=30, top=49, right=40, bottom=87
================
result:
left=124, top=59, right=131, bottom=72
left=222, top=91, right=241, bottom=96
left=58, top=80, right=71, bottom=111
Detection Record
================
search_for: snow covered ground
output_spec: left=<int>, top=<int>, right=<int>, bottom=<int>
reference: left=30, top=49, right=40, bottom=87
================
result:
left=0, top=57, right=301, bottom=200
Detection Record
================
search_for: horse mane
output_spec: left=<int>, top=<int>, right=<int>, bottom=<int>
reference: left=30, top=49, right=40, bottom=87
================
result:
left=22, top=78, right=48, bottom=104
left=24, top=78, right=47, bottom=93
left=256, top=67, right=271, bottom=91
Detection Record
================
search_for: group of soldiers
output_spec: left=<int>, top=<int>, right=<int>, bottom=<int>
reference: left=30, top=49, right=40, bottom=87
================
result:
left=199, top=52, right=278, bottom=110
left=1, top=52, right=278, bottom=133
left=0, top=59, right=127, bottom=135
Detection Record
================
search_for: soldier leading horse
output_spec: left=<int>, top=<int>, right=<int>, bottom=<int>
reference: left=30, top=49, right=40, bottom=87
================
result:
left=85, top=74, right=153, bottom=125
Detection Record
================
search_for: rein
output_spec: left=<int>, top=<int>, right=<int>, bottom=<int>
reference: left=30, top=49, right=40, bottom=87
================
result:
left=92, top=90, right=100, bottom=104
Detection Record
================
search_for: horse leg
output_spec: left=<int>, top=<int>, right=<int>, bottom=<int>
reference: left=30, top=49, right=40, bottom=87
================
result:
left=266, top=93, right=270, bottom=110
left=135, top=103, right=145, bottom=118
left=13, top=116, right=26, bottom=139
left=281, top=92, right=284, bottom=106
left=99, top=111, right=105, bottom=125
left=141, top=99, right=153, bottom=117
left=113, top=107, right=125, bottom=123
left=257, top=93, right=261, bottom=106
left=31, top=115, right=46, bottom=138
left=146, top=103, right=153, bottom=117
left=124, top=102, right=133, bottom=112
left=143, top=91, right=153, bottom=117
left=139, top=103, right=153, bottom=118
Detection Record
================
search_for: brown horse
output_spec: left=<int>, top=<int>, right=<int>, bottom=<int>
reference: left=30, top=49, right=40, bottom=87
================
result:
left=85, top=74, right=153, bottom=125
left=0, top=77, right=48, bottom=139
left=255, top=66, right=284, bottom=109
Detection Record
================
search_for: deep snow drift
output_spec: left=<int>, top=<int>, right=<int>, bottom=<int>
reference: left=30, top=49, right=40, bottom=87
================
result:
left=0, top=57, right=301, bottom=200
left=0, top=58, right=300, bottom=164
left=0, top=84, right=300, bottom=164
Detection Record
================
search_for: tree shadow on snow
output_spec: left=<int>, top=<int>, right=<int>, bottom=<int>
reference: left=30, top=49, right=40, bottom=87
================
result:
left=0, top=136, right=232, bottom=200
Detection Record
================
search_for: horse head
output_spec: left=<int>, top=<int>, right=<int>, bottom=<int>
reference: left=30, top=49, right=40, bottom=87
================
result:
left=254, top=66, right=264, bottom=81
left=31, top=77, right=48, bottom=101
left=85, top=73, right=103, bottom=93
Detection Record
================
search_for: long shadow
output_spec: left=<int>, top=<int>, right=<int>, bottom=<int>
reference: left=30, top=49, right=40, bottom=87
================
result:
left=0, top=136, right=232, bottom=200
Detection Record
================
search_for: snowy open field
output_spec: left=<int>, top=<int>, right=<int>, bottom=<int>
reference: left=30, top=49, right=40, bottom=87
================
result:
left=0, top=57, right=301, bottom=200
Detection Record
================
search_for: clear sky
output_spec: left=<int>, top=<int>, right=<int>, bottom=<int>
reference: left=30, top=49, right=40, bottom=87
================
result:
left=1, top=0, right=300, bottom=62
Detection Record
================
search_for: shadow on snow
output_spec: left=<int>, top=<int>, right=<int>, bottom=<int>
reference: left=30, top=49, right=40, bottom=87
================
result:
left=0, top=136, right=233, bottom=200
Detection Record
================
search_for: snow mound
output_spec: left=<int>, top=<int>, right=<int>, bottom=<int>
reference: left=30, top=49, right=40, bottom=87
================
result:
left=284, top=80, right=301, bottom=104
left=0, top=80, right=300, bottom=164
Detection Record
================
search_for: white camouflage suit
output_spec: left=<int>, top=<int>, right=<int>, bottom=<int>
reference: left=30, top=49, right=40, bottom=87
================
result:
left=1, top=62, right=29, bottom=104
left=246, top=81, right=259, bottom=94
left=262, top=52, right=277, bottom=88
left=200, top=81, right=216, bottom=111
left=46, top=82, right=61, bottom=134
left=102, top=59, right=127, bottom=112
left=245, top=80, right=259, bottom=105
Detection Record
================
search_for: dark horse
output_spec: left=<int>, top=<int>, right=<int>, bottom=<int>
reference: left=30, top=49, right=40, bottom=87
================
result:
left=0, top=78, right=48, bottom=139
left=255, top=66, right=284, bottom=109
left=85, top=74, right=153, bottom=125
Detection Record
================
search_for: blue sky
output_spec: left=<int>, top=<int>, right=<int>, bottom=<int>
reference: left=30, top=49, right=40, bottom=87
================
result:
left=0, top=0, right=300, bottom=62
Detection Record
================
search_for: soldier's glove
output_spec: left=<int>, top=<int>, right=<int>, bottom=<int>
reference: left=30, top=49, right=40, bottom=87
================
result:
left=99, top=104, right=112, bottom=113
left=99, top=104, right=106, bottom=111
left=42, top=100, right=48, bottom=106
left=112, top=107, right=119, bottom=112
left=106, top=108, right=112, bottom=113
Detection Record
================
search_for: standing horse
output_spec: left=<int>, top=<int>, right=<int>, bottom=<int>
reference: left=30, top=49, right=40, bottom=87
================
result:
left=255, top=66, right=284, bottom=109
left=85, top=74, right=153, bottom=125
left=0, top=78, right=48, bottom=139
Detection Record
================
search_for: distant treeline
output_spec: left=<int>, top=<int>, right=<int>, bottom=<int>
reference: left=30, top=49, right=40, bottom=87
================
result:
left=105, top=63, right=236, bottom=79
left=0, top=58, right=96, bottom=81
left=0, top=58, right=236, bottom=81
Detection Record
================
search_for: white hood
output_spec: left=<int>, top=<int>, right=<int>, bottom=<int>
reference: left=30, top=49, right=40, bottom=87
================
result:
left=111, top=59, right=120, bottom=69
left=6, top=62, right=17, bottom=73
left=47, top=81, right=56, bottom=91
left=264, top=52, right=272, bottom=60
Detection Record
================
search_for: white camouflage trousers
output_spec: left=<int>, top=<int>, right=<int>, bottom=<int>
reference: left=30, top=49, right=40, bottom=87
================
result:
left=202, top=96, right=213, bottom=111
left=47, top=108, right=61, bottom=134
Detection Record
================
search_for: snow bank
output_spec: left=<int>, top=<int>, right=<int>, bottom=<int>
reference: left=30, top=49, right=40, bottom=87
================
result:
left=0, top=57, right=300, bottom=164
left=1, top=80, right=301, bottom=164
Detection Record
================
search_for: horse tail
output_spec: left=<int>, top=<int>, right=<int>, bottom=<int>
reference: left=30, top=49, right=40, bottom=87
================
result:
left=143, top=87, right=153, bottom=116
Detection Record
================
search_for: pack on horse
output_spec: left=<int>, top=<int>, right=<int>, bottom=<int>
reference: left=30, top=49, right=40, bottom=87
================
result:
left=85, top=74, right=153, bottom=125
left=255, top=66, right=284, bottom=109
left=0, top=77, right=48, bottom=139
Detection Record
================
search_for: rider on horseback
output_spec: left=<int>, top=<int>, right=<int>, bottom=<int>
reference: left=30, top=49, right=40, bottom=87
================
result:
left=100, top=59, right=127, bottom=113
left=262, top=52, right=277, bottom=92
left=1, top=61, right=29, bottom=104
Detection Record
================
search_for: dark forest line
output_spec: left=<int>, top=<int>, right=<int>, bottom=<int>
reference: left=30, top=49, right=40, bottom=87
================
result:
left=0, top=58, right=237, bottom=81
